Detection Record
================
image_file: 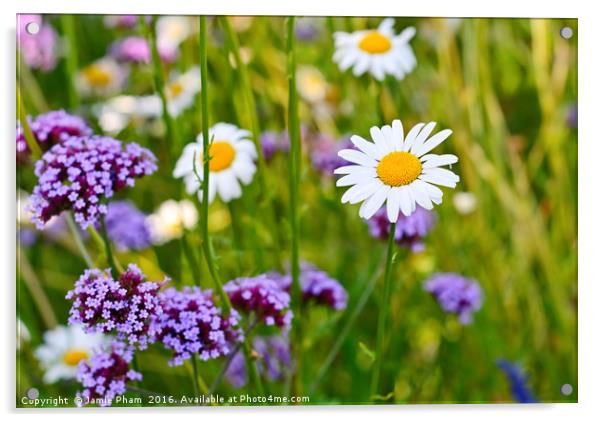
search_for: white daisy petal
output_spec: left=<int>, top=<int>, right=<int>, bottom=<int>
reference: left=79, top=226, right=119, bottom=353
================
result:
left=350, top=135, right=379, bottom=156
left=402, top=123, right=425, bottom=152
left=414, top=129, right=453, bottom=157
left=391, top=119, right=404, bottom=150
left=395, top=26, right=416, bottom=44
left=361, top=184, right=389, bottom=219
left=380, top=125, right=396, bottom=153
left=386, top=187, right=401, bottom=222
left=410, top=122, right=437, bottom=155
left=341, top=180, right=380, bottom=204
left=338, top=149, right=378, bottom=167
left=420, top=167, right=460, bottom=188
left=334, top=165, right=369, bottom=175
left=409, top=180, right=434, bottom=210
left=398, top=186, right=413, bottom=216
left=336, top=171, right=376, bottom=187
left=370, top=126, right=390, bottom=155
left=421, top=153, right=458, bottom=168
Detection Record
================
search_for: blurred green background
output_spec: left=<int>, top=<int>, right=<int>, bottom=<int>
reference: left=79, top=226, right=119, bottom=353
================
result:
left=17, top=15, right=577, bottom=405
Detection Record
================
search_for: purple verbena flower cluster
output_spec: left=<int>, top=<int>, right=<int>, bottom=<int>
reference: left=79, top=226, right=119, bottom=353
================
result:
left=75, top=341, right=141, bottom=407
left=226, top=335, right=293, bottom=388
left=17, top=14, right=58, bottom=72
left=103, top=201, right=152, bottom=251
left=109, top=36, right=151, bottom=64
left=274, top=265, right=348, bottom=310
left=367, top=206, right=436, bottom=252
left=310, top=134, right=354, bottom=176
left=28, top=135, right=157, bottom=229
left=150, top=287, right=242, bottom=366
left=66, top=264, right=166, bottom=349
left=224, top=275, right=293, bottom=328
left=17, top=110, right=93, bottom=162
left=423, top=273, right=483, bottom=324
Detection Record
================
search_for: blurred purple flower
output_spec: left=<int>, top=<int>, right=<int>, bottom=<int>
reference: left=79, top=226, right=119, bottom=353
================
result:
left=28, top=136, right=157, bottom=230
left=566, top=104, right=577, bottom=129
left=75, top=341, right=141, bottom=407
left=103, top=201, right=151, bottom=251
left=260, top=131, right=290, bottom=162
left=225, top=335, right=293, bottom=388
left=150, top=286, right=242, bottom=366
left=66, top=264, right=166, bottom=350
left=273, top=264, right=348, bottom=310
left=423, top=273, right=483, bottom=324
left=224, top=275, right=293, bottom=328
left=18, top=228, right=38, bottom=246
left=17, top=14, right=59, bottom=72
left=367, top=206, right=436, bottom=252
left=295, top=18, right=320, bottom=41
left=109, top=36, right=151, bottom=64
left=497, top=359, right=538, bottom=403
left=310, top=134, right=354, bottom=176
left=104, top=15, right=143, bottom=29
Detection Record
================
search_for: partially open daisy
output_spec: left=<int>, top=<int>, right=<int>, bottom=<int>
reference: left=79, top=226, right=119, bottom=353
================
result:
left=173, top=123, right=257, bottom=203
left=335, top=119, right=459, bottom=223
left=333, top=18, right=416, bottom=81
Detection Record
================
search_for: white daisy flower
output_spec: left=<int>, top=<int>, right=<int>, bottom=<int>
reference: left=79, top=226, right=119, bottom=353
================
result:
left=333, top=18, right=416, bottom=81
left=335, top=119, right=459, bottom=223
left=76, top=57, right=128, bottom=98
left=147, top=199, right=198, bottom=244
left=165, top=66, right=201, bottom=117
left=34, top=324, right=110, bottom=384
left=297, top=65, right=328, bottom=103
left=173, top=123, right=257, bottom=204
left=157, top=16, right=198, bottom=51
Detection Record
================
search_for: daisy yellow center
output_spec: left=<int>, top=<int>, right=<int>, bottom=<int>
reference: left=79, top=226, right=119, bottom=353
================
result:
left=376, top=151, right=422, bottom=187
left=167, top=81, right=184, bottom=99
left=82, top=65, right=111, bottom=87
left=63, top=349, right=89, bottom=366
left=202, top=141, right=236, bottom=172
left=359, top=32, right=392, bottom=54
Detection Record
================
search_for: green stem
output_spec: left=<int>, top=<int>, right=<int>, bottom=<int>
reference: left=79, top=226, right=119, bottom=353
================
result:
left=17, top=87, right=42, bottom=160
left=65, top=212, right=94, bottom=268
left=243, top=337, right=264, bottom=396
left=286, top=16, right=304, bottom=396
left=227, top=202, right=244, bottom=272
left=100, top=214, right=122, bottom=275
left=310, top=250, right=386, bottom=393
left=181, top=231, right=202, bottom=286
left=60, top=15, right=80, bottom=110
left=190, top=354, right=209, bottom=395
left=198, top=16, right=232, bottom=313
left=370, top=222, right=397, bottom=399
left=144, top=16, right=175, bottom=161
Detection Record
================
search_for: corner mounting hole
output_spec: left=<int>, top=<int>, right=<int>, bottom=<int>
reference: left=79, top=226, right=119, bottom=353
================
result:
left=25, top=22, right=40, bottom=35
left=560, top=26, right=573, bottom=39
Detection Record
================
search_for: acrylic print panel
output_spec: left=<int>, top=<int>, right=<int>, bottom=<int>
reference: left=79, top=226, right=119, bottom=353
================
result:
left=16, top=14, right=577, bottom=408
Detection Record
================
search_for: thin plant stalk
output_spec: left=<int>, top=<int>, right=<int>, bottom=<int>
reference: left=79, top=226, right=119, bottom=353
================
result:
left=181, top=231, right=202, bottom=285
left=60, top=15, right=80, bottom=110
left=17, top=86, right=42, bottom=160
left=190, top=354, right=209, bottom=395
left=370, top=222, right=397, bottom=398
left=227, top=202, right=244, bottom=272
left=198, top=16, right=232, bottom=313
left=100, top=214, right=122, bottom=275
left=65, top=212, right=94, bottom=268
left=144, top=16, right=176, bottom=161
left=286, top=16, right=304, bottom=395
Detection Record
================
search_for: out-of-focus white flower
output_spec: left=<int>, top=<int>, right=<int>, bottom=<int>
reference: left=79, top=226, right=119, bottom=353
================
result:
left=173, top=123, right=257, bottom=204
left=34, top=325, right=110, bottom=384
left=157, top=16, right=198, bottom=52
left=76, top=58, right=128, bottom=98
left=165, top=67, right=201, bottom=117
left=230, top=16, right=254, bottom=32
left=17, top=318, right=31, bottom=350
left=333, top=18, right=416, bottom=81
left=94, top=95, right=162, bottom=134
left=147, top=199, right=199, bottom=244
left=453, top=192, right=477, bottom=215
left=297, top=66, right=329, bottom=103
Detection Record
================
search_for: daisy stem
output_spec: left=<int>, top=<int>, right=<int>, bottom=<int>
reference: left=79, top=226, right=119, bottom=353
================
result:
left=100, top=214, right=123, bottom=275
left=286, top=16, right=304, bottom=395
left=144, top=16, right=176, bottom=160
left=372, top=79, right=384, bottom=125
left=199, top=16, right=232, bottom=313
left=220, top=16, right=283, bottom=269
left=370, top=221, right=397, bottom=399
left=60, top=15, right=80, bottom=110
left=65, top=212, right=94, bottom=268
left=181, top=231, right=202, bottom=286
